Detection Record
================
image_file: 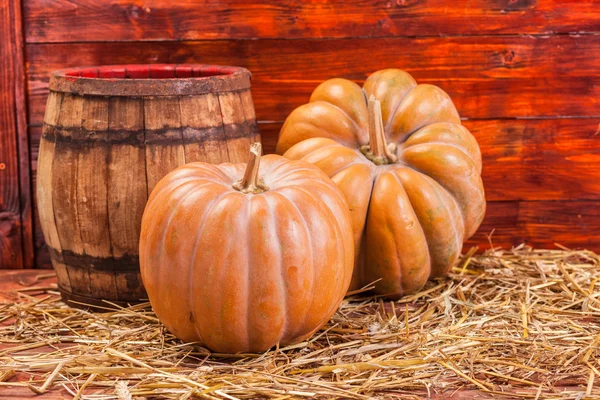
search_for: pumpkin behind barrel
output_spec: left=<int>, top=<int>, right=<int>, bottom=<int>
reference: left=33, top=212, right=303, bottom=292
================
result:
left=36, top=64, right=260, bottom=308
left=278, top=69, right=485, bottom=298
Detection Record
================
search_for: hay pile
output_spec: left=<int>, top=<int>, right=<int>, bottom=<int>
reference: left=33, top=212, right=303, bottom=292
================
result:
left=1, top=245, right=599, bottom=399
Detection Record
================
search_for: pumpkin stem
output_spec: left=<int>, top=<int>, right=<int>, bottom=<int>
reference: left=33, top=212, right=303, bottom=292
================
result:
left=233, top=142, right=268, bottom=194
left=363, top=95, right=398, bottom=165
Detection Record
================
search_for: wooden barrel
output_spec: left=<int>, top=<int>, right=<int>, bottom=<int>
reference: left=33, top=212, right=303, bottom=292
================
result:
left=36, top=64, right=260, bottom=308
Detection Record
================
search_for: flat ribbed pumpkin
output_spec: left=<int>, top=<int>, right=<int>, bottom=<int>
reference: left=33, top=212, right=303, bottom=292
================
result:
left=139, top=143, right=354, bottom=353
left=277, top=69, right=486, bottom=298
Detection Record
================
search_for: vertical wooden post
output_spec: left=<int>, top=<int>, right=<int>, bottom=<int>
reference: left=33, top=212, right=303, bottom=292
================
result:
left=0, top=0, right=33, bottom=268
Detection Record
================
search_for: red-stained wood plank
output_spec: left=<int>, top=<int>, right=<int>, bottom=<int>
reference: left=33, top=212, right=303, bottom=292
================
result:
left=0, top=269, right=56, bottom=303
left=468, top=200, right=600, bottom=251
left=472, top=119, right=600, bottom=202
left=23, top=0, right=600, bottom=43
left=13, top=0, right=34, bottom=269
left=0, top=386, right=67, bottom=399
left=25, top=36, right=600, bottom=126
left=28, top=127, right=48, bottom=269
left=466, top=200, right=600, bottom=251
left=0, top=0, right=33, bottom=269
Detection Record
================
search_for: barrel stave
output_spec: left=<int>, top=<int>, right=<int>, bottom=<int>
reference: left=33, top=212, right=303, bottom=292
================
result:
left=37, top=91, right=72, bottom=293
left=107, top=97, right=148, bottom=302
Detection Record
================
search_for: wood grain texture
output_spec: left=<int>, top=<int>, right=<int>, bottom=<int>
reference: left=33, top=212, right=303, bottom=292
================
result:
left=143, top=96, right=187, bottom=192
left=0, top=0, right=31, bottom=269
left=106, top=97, right=146, bottom=259
left=467, top=200, right=600, bottom=250
left=77, top=96, right=119, bottom=300
left=106, top=97, right=147, bottom=302
left=23, top=0, right=600, bottom=43
left=25, top=35, right=600, bottom=127
left=50, top=93, right=89, bottom=295
left=218, top=91, right=255, bottom=163
left=12, top=0, right=34, bottom=268
left=35, top=92, right=70, bottom=285
left=178, top=94, right=226, bottom=164
left=0, top=269, right=56, bottom=303
left=48, top=64, right=252, bottom=96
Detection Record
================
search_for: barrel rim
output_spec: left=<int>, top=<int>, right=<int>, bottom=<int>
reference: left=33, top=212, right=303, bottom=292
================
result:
left=49, top=64, right=252, bottom=97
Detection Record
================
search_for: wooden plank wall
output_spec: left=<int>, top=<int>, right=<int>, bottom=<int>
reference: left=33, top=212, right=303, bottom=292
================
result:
left=0, top=0, right=33, bottom=269
left=3, top=0, right=600, bottom=268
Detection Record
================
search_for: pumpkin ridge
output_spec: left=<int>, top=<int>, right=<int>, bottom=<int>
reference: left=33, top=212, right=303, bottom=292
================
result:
left=259, top=154, right=307, bottom=180
left=207, top=193, right=250, bottom=351
left=388, top=85, right=460, bottom=144
left=384, top=84, right=417, bottom=140
left=300, top=142, right=349, bottom=160
left=363, top=171, right=404, bottom=295
left=402, top=141, right=479, bottom=167
left=148, top=181, right=218, bottom=242
left=311, top=99, right=366, bottom=142
left=265, top=195, right=287, bottom=343
left=267, top=191, right=314, bottom=343
left=354, top=169, right=377, bottom=287
left=152, top=177, right=236, bottom=201
left=146, top=184, right=224, bottom=340
left=284, top=178, right=351, bottom=214
left=185, top=162, right=234, bottom=181
left=400, top=146, right=484, bottom=237
left=322, top=161, right=375, bottom=290
left=390, top=166, right=464, bottom=278
left=402, top=122, right=482, bottom=171
left=386, top=170, right=432, bottom=294
left=243, top=197, right=252, bottom=351
left=362, top=69, right=418, bottom=126
left=187, top=189, right=237, bottom=347
left=395, top=160, right=467, bottom=226
left=288, top=186, right=351, bottom=318
left=293, top=143, right=370, bottom=180
left=146, top=177, right=213, bottom=212
left=284, top=102, right=365, bottom=150
left=268, top=167, right=322, bottom=187
left=329, top=156, right=371, bottom=180
left=272, top=189, right=316, bottom=340
left=302, top=146, right=367, bottom=177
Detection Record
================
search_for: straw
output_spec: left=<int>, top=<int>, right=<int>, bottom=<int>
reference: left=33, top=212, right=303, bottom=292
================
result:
left=1, top=245, right=599, bottom=398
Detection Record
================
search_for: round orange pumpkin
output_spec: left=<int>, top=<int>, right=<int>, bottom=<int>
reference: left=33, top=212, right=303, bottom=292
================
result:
left=139, top=143, right=354, bottom=353
left=277, top=69, right=486, bottom=298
